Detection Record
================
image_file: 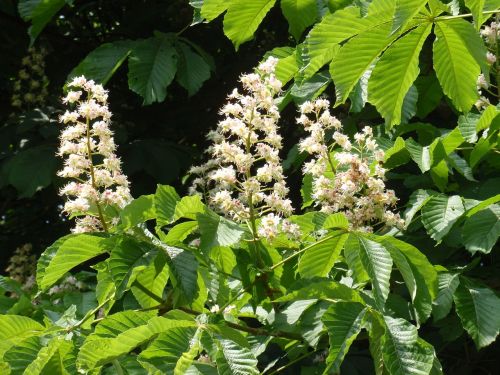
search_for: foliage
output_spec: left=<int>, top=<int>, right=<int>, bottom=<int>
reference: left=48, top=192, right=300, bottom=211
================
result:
left=1, top=0, right=500, bottom=374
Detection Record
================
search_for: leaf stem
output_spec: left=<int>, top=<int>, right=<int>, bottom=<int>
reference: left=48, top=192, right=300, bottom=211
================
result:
left=434, top=9, right=500, bottom=21
left=267, top=348, right=320, bottom=375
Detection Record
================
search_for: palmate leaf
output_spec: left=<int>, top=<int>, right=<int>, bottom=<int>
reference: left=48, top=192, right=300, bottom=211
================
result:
left=68, top=41, right=133, bottom=84
left=37, top=234, right=110, bottom=291
left=77, top=311, right=196, bottom=371
left=432, top=272, right=459, bottom=321
left=382, top=316, right=435, bottom=375
left=421, top=195, right=465, bottom=242
left=392, top=0, right=429, bottom=33
left=108, top=236, right=158, bottom=298
left=369, top=22, right=432, bottom=127
left=462, top=204, right=500, bottom=253
left=223, top=0, right=277, bottom=50
left=298, top=231, right=348, bottom=278
left=322, top=302, right=367, bottom=373
left=18, top=0, right=69, bottom=41
left=376, top=236, right=438, bottom=324
left=215, top=338, right=259, bottom=375
left=128, top=33, right=178, bottom=105
left=433, top=19, right=481, bottom=112
left=453, top=277, right=500, bottom=349
left=304, top=0, right=396, bottom=79
left=330, top=22, right=396, bottom=105
left=138, top=326, right=200, bottom=374
left=355, top=235, right=393, bottom=309
left=280, top=0, right=317, bottom=40
left=0, top=315, right=44, bottom=358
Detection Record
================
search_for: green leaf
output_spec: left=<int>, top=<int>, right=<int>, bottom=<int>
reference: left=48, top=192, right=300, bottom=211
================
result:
left=37, top=234, right=109, bottom=291
left=18, top=0, right=67, bottom=41
left=298, top=232, right=348, bottom=278
left=155, top=185, right=181, bottom=226
left=369, top=23, right=432, bottom=127
left=131, top=253, right=169, bottom=308
left=281, top=0, right=317, bottom=40
left=174, top=195, right=206, bottom=221
left=215, top=338, right=259, bottom=375
left=356, top=234, right=393, bottom=309
left=458, top=112, right=481, bottom=142
left=392, top=0, right=429, bottom=33
left=128, top=33, right=178, bottom=105
left=430, top=159, right=449, bottom=192
left=384, top=137, right=411, bottom=169
left=403, top=189, right=437, bottom=227
left=68, top=41, right=133, bottom=84
left=382, top=316, right=435, bottom=375
left=77, top=312, right=196, bottom=371
left=322, top=213, right=349, bottom=230
left=290, top=70, right=331, bottom=103
left=415, top=73, right=443, bottom=118
left=462, top=204, right=500, bottom=253
left=421, top=194, right=465, bottom=242
left=264, top=46, right=299, bottom=85
left=138, top=326, right=200, bottom=374
left=433, top=19, right=481, bottom=112
left=322, top=302, right=366, bottom=373
left=274, top=279, right=364, bottom=303
left=379, top=236, right=438, bottom=324
left=197, top=212, right=245, bottom=252
left=465, top=0, right=487, bottom=29
left=108, top=236, right=158, bottom=298
left=2, top=145, right=58, bottom=198
left=475, top=104, right=499, bottom=132
left=331, top=22, right=396, bottom=106
left=201, top=0, right=229, bottom=21
left=466, top=194, right=500, bottom=216
left=432, top=272, right=459, bottom=321
left=163, top=221, right=199, bottom=245
left=453, top=277, right=500, bottom=349
left=0, top=315, right=44, bottom=358
left=176, top=41, right=211, bottom=96
left=223, top=0, right=277, bottom=50
left=120, top=194, right=156, bottom=230
left=405, top=138, right=432, bottom=172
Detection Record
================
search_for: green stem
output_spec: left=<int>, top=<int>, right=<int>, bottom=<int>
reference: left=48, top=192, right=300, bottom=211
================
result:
left=435, top=9, right=500, bottom=21
left=85, top=116, right=108, bottom=232
left=73, top=293, right=114, bottom=330
left=133, top=280, right=164, bottom=304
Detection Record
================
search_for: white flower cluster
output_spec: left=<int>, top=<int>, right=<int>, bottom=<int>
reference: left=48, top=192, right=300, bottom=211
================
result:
left=298, top=99, right=404, bottom=231
left=190, top=57, right=299, bottom=241
left=476, top=22, right=499, bottom=110
left=58, top=76, right=131, bottom=233
left=11, top=47, right=49, bottom=110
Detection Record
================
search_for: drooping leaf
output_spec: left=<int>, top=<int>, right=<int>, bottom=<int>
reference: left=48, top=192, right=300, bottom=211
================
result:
left=382, top=316, right=435, bottom=375
left=280, top=0, right=317, bottom=40
left=68, top=41, right=133, bottom=84
left=176, top=41, right=211, bottom=96
left=215, top=338, right=259, bottom=375
left=0, top=315, right=44, bottom=358
left=322, top=302, right=367, bottom=373
left=138, top=326, right=200, bottom=374
left=421, top=195, right=465, bottom=242
left=432, top=272, right=459, bottom=321
left=462, top=204, right=500, bottom=253
left=37, top=234, right=110, bottom=291
left=155, top=185, right=181, bottom=226
left=2, top=145, right=58, bottom=198
left=197, top=212, right=245, bottom=252
left=119, top=194, right=156, bottom=230
left=405, top=138, right=432, bottom=172
left=128, top=33, right=178, bottom=104
left=369, top=23, right=432, bottom=127
left=223, top=0, right=277, bottom=50
left=453, top=277, right=500, bottom=349
left=433, top=19, right=481, bottom=112
left=403, top=189, right=437, bottom=227
left=298, top=231, right=348, bottom=278
left=18, top=0, right=68, bottom=41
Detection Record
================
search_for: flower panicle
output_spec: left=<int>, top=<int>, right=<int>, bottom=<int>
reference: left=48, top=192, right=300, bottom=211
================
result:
left=190, top=57, right=298, bottom=240
left=11, top=46, right=49, bottom=110
left=57, top=76, right=131, bottom=233
left=298, top=98, right=404, bottom=231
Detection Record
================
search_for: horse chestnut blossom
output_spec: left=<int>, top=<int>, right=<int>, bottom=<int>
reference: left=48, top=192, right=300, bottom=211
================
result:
left=190, top=57, right=299, bottom=241
left=298, top=99, right=404, bottom=231
left=57, top=76, right=131, bottom=233
left=11, top=46, right=49, bottom=110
